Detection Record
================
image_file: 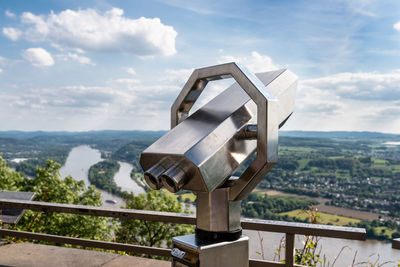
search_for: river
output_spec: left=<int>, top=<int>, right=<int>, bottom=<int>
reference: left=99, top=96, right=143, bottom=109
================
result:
left=60, top=145, right=102, bottom=185
left=113, top=161, right=145, bottom=195
left=59, top=145, right=145, bottom=207
left=59, top=145, right=400, bottom=265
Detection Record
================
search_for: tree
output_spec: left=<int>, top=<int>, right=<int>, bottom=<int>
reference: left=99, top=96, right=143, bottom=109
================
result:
left=88, top=160, right=121, bottom=195
left=0, top=155, right=24, bottom=191
left=0, top=157, right=113, bottom=241
left=116, top=190, right=194, bottom=248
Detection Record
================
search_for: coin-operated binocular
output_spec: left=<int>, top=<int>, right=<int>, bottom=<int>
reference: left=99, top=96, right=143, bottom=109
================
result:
left=140, top=62, right=297, bottom=267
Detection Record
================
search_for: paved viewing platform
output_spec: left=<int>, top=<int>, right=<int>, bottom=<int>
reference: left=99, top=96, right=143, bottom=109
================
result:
left=0, top=243, right=170, bottom=267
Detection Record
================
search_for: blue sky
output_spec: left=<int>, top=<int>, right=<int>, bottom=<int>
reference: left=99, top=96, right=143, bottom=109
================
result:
left=0, top=0, right=399, bottom=133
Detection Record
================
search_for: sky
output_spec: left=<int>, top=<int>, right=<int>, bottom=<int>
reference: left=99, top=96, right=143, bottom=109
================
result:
left=0, top=0, right=399, bottom=133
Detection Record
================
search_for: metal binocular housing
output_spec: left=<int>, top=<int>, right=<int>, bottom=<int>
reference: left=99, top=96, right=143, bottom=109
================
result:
left=140, top=62, right=297, bottom=241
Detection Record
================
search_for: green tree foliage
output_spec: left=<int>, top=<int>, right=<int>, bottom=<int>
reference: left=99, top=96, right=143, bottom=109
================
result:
left=15, top=159, right=44, bottom=177
left=242, top=192, right=318, bottom=221
left=0, top=157, right=112, bottom=241
left=111, top=141, right=148, bottom=171
left=88, top=160, right=121, bottom=196
left=0, top=156, right=24, bottom=191
left=116, top=190, right=194, bottom=247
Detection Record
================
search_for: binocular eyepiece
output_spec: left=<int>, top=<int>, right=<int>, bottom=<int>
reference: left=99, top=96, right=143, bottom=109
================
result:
left=144, top=157, right=192, bottom=193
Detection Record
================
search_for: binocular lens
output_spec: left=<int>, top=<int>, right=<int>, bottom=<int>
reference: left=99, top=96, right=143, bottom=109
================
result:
left=161, top=159, right=191, bottom=193
left=144, top=157, right=174, bottom=190
left=144, top=172, right=161, bottom=190
left=161, top=174, right=179, bottom=193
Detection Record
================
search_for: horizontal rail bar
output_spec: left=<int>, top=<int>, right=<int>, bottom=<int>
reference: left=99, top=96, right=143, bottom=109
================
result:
left=249, top=259, right=283, bottom=267
left=0, top=229, right=285, bottom=267
left=0, top=229, right=171, bottom=257
left=0, top=198, right=196, bottom=224
left=393, top=238, right=400, bottom=250
left=249, top=259, right=304, bottom=267
left=0, top=199, right=365, bottom=240
left=241, top=218, right=365, bottom=240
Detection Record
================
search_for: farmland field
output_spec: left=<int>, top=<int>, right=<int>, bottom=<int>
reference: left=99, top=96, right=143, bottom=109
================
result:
left=280, top=209, right=360, bottom=226
left=262, top=190, right=387, bottom=220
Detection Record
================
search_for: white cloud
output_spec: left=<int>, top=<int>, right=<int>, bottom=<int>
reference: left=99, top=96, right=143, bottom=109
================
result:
left=161, top=67, right=235, bottom=113
left=58, top=52, right=95, bottom=65
left=126, top=67, right=136, bottom=75
left=394, top=21, right=400, bottom=32
left=67, top=53, right=94, bottom=65
left=14, top=8, right=177, bottom=56
left=301, top=70, right=400, bottom=100
left=2, top=27, right=22, bottom=41
left=163, top=68, right=193, bottom=86
left=0, top=81, right=180, bottom=131
left=7, top=85, right=133, bottom=110
left=113, top=78, right=141, bottom=84
left=218, top=51, right=277, bottom=73
left=162, top=52, right=279, bottom=114
left=285, top=70, right=400, bottom=133
left=345, top=0, right=376, bottom=17
left=0, top=69, right=3, bottom=73
left=22, top=47, right=54, bottom=67
left=5, top=10, right=16, bottom=18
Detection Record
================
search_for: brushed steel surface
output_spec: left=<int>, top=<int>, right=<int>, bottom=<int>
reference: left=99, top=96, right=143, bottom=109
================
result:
left=196, top=188, right=241, bottom=232
left=140, top=63, right=297, bottom=198
left=140, top=62, right=296, bottom=242
left=172, top=234, right=249, bottom=267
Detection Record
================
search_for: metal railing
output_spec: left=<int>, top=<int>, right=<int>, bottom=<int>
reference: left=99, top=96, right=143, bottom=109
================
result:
left=0, top=198, right=366, bottom=267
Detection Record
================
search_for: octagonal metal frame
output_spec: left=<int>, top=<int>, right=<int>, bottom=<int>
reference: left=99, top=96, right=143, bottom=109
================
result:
left=171, top=62, right=280, bottom=201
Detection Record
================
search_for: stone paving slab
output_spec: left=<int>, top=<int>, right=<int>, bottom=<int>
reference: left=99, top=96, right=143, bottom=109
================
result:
left=0, top=243, right=170, bottom=267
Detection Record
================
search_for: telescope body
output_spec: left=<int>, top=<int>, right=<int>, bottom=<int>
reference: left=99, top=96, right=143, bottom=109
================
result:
left=140, top=69, right=297, bottom=196
left=140, top=63, right=297, bottom=266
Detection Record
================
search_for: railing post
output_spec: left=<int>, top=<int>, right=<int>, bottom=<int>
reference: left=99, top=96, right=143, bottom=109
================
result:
left=285, top=233, right=294, bottom=267
left=393, top=238, right=400, bottom=250
left=0, top=219, right=7, bottom=246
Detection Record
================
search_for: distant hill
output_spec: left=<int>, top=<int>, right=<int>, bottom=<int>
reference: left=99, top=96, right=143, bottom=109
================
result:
left=280, top=131, right=400, bottom=139
left=0, top=130, right=166, bottom=139
left=0, top=130, right=398, bottom=140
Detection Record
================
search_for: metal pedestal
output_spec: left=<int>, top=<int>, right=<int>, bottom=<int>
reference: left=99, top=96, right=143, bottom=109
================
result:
left=171, top=234, right=249, bottom=267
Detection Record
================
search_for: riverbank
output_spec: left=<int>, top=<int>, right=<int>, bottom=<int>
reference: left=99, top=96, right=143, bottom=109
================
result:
left=59, top=145, right=145, bottom=208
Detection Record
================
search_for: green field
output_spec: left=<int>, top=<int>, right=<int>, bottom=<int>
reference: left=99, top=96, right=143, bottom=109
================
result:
left=375, top=226, right=396, bottom=239
left=280, top=209, right=360, bottom=226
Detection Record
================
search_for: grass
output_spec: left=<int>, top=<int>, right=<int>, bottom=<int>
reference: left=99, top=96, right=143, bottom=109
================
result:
left=279, top=146, right=316, bottom=153
left=280, top=209, right=360, bottom=226
left=372, top=158, right=387, bottom=164
left=179, top=192, right=196, bottom=203
left=297, top=158, right=309, bottom=169
left=161, top=189, right=196, bottom=204
left=375, top=226, right=397, bottom=238
left=161, top=189, right=178, bottom=200
left=392, top=164, right=400, bottom=171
